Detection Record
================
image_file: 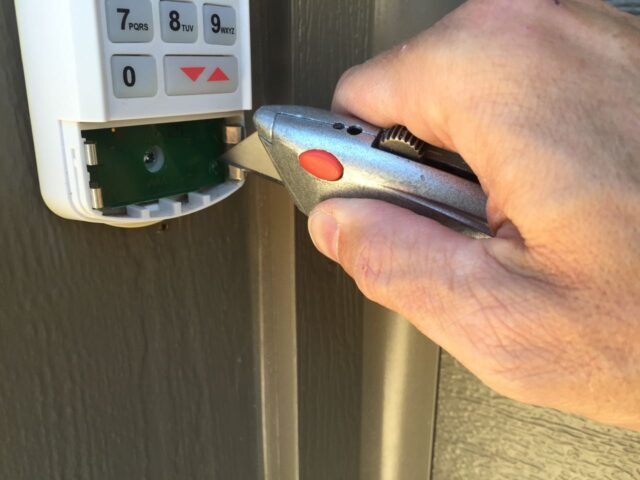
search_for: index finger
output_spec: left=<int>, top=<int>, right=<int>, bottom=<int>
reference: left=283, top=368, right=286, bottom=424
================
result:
left=331, top=30, right=455, bottom=151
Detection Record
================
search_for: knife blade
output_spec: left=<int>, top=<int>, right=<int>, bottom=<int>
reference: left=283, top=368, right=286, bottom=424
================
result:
left=219, top=132, right=282, bottom=183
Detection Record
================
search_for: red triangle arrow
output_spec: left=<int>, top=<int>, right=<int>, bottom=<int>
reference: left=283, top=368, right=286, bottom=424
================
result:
left=208, top=67, right=229, bottom=82
left=181, top=67, right=205, bottom=82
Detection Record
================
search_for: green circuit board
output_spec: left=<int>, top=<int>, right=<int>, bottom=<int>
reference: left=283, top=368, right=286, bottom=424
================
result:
left=83, top=119, right=228, bottom=209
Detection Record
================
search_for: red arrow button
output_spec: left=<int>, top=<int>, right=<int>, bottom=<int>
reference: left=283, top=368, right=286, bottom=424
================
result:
left=181, top=67, right=205, bottom=82
left=208, top=67, right=229, bottom=82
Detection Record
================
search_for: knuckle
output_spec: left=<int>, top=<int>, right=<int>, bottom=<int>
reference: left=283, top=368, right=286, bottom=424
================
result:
left=332, top=66, right=362, bottom=108
left=334, top=65, right=361, bottom=93
left=465, top=0, right=536, bottom=16
left=455, top=0, right=552, bottom=45
left=454, top=0, right=517, bottom=25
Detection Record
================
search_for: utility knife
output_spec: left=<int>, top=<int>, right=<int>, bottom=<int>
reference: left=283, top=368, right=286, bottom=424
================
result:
left=220, top=105, right=490, bottom=238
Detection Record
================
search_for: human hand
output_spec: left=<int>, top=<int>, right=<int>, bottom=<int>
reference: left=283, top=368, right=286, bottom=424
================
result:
left=307, top=0, right=640, bottom=430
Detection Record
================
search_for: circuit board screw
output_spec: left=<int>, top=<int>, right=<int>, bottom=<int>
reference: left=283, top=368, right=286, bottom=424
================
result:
left=142, top=146, right=165, bottom=173
left=143, top=151, right=155, bottom=165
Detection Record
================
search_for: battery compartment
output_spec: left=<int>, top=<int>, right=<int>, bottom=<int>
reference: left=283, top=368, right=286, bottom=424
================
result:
left=82, top=119, right=229, bottom=213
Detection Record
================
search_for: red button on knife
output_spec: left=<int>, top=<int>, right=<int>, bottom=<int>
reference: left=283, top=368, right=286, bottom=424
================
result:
left=298, top=150, right=344, bottom=181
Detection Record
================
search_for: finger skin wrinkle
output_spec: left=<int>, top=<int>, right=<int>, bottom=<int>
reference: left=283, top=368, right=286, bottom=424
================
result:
left=458, top=279, right=553, bottom=362
left=342, top=215, right=459, bottom=321
left=347, top=232, right=395, bottom=304
left=481, top=237, right=566, bottom=292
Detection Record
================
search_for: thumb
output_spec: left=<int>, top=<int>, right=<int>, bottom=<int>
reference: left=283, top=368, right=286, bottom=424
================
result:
left=307, top=198, right=529, bottom=359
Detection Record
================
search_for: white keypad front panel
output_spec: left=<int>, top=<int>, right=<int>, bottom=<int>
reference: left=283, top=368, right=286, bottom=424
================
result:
left=15, top=0, right=250, bottom=226
left=100, top=0, right=250, bottom=120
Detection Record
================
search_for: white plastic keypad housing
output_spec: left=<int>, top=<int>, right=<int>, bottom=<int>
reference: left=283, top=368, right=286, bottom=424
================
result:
left=15, top=0, right=252, bottom=227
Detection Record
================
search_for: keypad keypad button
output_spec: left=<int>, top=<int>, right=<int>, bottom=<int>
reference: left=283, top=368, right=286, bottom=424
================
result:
left=164, top=56, right=238, bottom=95
left=106, top=0, right=154, bottom=43
left=160, top=1, right=198, bottom=43
left=111, top=56, right=158, bottom=98
left=203, top=5, right=237, bottom=46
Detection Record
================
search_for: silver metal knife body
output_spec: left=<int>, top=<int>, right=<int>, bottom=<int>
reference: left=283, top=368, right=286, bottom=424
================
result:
left=220, top=105, right=490, bottom=237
